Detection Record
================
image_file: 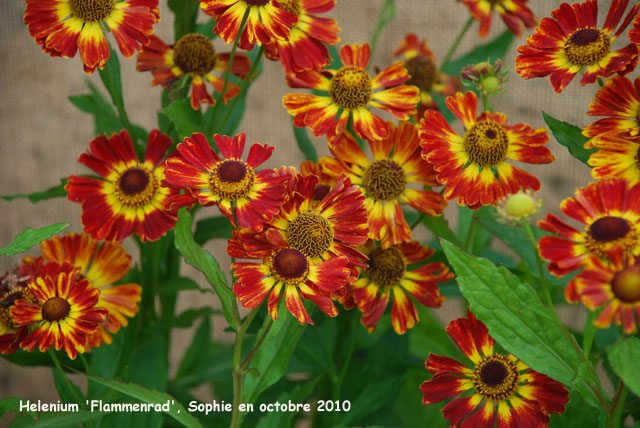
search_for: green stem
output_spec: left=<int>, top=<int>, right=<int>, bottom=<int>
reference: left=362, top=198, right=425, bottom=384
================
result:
left=607, top=381, right=627, bottom=428
left=410, top=213, right=425, bottom=230
left=370, top=0, right=395, bottom=62
left=240, top=318, right=273, bottom=370
left=521, top=221, right=553, bottom=309
left=49, top=350, right=84, bottom=405
left=441, top=17, right=474, bottom=70
left=463, top=210, right=478, bottom=253
left=482, top=93, right=492, bottom=112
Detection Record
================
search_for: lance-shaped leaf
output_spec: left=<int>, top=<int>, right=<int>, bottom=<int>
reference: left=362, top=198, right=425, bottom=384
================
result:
left=0, top=223, right=69, bottom=256
left=1, top=179, right=67, bottom=203
left=607, top=337, right=640, bottom=398
left=543, top=111, right=595, bottom=165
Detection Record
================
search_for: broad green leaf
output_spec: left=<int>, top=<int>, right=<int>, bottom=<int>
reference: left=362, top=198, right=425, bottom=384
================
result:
left=168, top=0, right=198, bottom=40
left=607, top=337, right=640, bottom=398
left=254, top=377, right=320, bottom=428
left=83, top=376, right=203, bottom=428
left=0, top=223, right=69, bottom=256
left=172, top=344, right=234, bottom=389
left=293, top=124, right=318, bottom=162
left=176, top=318, right=211, bottom=381
left=442, top=30, right=514, bottom=75
left=549, top=390, right=599, bottom=428
left=1, top=179, right=67, bottom=203
left=98, top=49, right=124, bottom=111
left=422, top=214, right=461, bottom=248
left=161, top=99, right=208, bottom=140
left=543, top=111, right=595, bottom=165
left=8, top=411, right=103, bottom=428
left=440, top=240, right=601, bottom=408
left=193, top=216, right=232, bottom=245
left=174, top=209, right=237, bottom=329
left=409, top=306, right=463, bottom=360
left=0, top=398, right=35, bottom=419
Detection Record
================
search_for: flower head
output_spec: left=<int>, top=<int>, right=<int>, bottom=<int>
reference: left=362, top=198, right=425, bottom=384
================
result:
left=137, top=34, right=251, bottom=110
left=283, top=43, right=419, bottom=141
left=420, top=311, right=569, bottom=427
left=419, top=91, right=554, bottom=208
left=300, top=160, right=337, bottom=204
left=66, top=129, right=179, bottom=243
left=583, top=75, right=640, bottom=140
left=461, top=59, right=508, bottom=97
left=586, top=132, right=640, bottom=185
left=516, top=0, right=640, bottom=93
left=462, top=0, right=536, bottom=38
left=24, top=0, right=160, bottom=73
left=163, top=133, right=289, bottom=232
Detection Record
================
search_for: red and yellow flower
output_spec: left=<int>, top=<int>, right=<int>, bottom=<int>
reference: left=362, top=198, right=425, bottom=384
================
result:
left=11, top=263, right=107, bottom=360
left=300, top=160, right=337, bottom=204
left=393, top=33, right=461, bottom=118
left=516, top=0, right=640, bottom=93
left=200, top=0, right=297, bottom=50
left=66, top=129, right=179, bottom=243
left=462, top=0, right=536, bottom=38
left=264, top=0, right=340, bottom=74
left=137, top=34, right=251, bottom=110
left=283, top=43, right=419, bottom=141
left=24, top=0, right=160, bottom=73
left=538, top=179, right=640, bottom=278
left=351, top=241, right=452, bottom=335
left=163, top=133, right=289, bottom=232
left=583, top=75, right=640, bottom=139
left=322, top=122, right=446, bottom=244
left=419, top=91, right=554, bottom=208
left=420, top=311, right=569, bottom=427
left=40, top=233, right=141, bottom=349
left=629, top=12, right=640, bottom=44
left=586, top=133, right=640, bottom=185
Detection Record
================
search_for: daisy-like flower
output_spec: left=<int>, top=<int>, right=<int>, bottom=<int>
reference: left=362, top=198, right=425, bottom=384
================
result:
left=351, top=241, right=452, bottom=335
left=586, top=132, right=640, bottom=184
left=393, top=33, right=461, bottom=118
left=264, top=0, right=340, bottom=74
left=137, top=34, right=251, bottom=110
left=538, top=178, right=640, bottom=278
left=40, top=233, right=141, bottom=349
left=66, top=129, right=179, bottom=243
left=11, top=263, right=107, bottom=360
left=230, top=228, right=350, bottom=324
left=163, top=133, right=289, bottom=232
left=583, top=75, right=640, bottom=140
left=322, top=122, right=447, bottom=244
left=570, top=249, right=640, bottom=334
left=283, top=43, right=419, bottom=141
left=516, top=0, right=640, bottom=93
left=420, top=311, right=569, bottom=427
left=462, top=0, right=536, bottom=38
left=419, top=91, right=554, bottom=208
left=200, top=0, right=297, bottom=50
left=300, top=160, right=336, bottom=203
left=24, top=0, right=160, bottom=73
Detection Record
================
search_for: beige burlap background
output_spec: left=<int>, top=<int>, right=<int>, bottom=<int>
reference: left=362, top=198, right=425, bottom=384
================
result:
left=1, top=0, right=601, bottom=421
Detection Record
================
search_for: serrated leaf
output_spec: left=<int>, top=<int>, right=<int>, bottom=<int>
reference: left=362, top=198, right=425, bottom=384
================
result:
left=607, top=337, right=640, bottom=399
left=442, top=30, right=514, bottom=75
left=174, top=209, right=237, bottom=329
left=0, top=223, right=69, bottom=256
left=161, top=99, right=208, bottom=140
left=1, top=179, right=67, bottom=203
left=543, top=111, right=595, bottom=165
left=292, top=124, right=318, bottom=162
left=193, top=216, right=232, bottom=245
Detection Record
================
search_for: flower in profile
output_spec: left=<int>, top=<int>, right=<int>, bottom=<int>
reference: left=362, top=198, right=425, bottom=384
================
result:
left=230, top=228, right=350, bottom=324
left=11, top=263, right=107, bottom=360
left=66, top=129, right=179, bottom=243
left=570, top=249, right=640, bottom=334
left=419, top=91, right=554, bottom=208
left=264, top=0, right=340, bottom=74
left=322, top=122, right=446, bottom=244
left=420, top=311, right=569, bottom=426
left=393, top=33, right=461, bottom=118
left=283, top=43, right=419, bottom=141
left=164, top=133, right=289, bottom=232
left=462, top=0, right=536, bottom=38
left=496, top=188, right=542, bottom=224
left=516, top=0, right=640, bottom=93
left=351, top=241, right=452, bottom=335
left=137, top=34, right=251, bottom=110
left=538, top=179, right=640, bottom=278
left=200, top=0, right=297, bottom=50
left=586, top=133, right=640, bottom=185
left=40, top=233, right=141, bottom=349
left=583, top=76, right=640, bottom=139
left=24, top=0, right=160, bottom=73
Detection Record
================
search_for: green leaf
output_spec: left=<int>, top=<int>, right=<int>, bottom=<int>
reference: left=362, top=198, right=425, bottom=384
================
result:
left=292, top=124, right=318, bottom=162
left=1, top=179, right=67, bottom=203
left=98, top=50, right=125, bottom=115
left=168, top=0, right=199, bottom=40
left=174, top=208, right=237, bottom=329
left=158, top=277, right=211, bottom=294
left=52, top=368, right=84, bottom=405
left=607, top=337, right=640, bottom=399
left=422, top=215, right=461, bottom=248
left=8, top=411, right=103, bottom=428
left=549, top=390, right=600, bottom=428
left=0, top=223, right=69, bottom=256
left=193, top=216, right=232, bottom=245
left=0, top=398, right=36, bottom=419
left=338, top=375, right=404, bottom=426
left=160, top=99, right=207, bottom=140
left=442, top=30, right=514, bottom=75
left=254, top=377, right=320, bottom=428
left=543, top=111, right=595, bottom=165
left=440, top=239, right=601, bottom=408
left=173, top=307, right=218, bottom=328
left=409, top=305, right=463, bottom=360
left=176, top=318, right=211, bottom=381
left=83, top=376, right=203, bottom=428
left=393, top=369, right=448, bottom=428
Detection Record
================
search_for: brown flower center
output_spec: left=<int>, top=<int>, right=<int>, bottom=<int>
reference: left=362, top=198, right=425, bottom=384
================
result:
left=69, top=0, right=115, bottom=22
left=173, top=34, right=217, bottom=75
left=42, top=297, right=71, bottom=322
left=405, top=56, right=438, bottom=92
left=329, top=66, right=373, bottom=110
left=244, top=0, right=270, bottom=5
left=272, top=248, right=309, bottom=280
left=611, top=267, right=640, bottom=303
left=473, top=354, right=519, bottom=400
left=564, top=28, right=611, bottom=66
left=115, top=165, right=159, bottom=207
left=0, top=288, right=36, bottom=330
left=585, top=216, right=638, bottom=259
left=313, top=184, right=331, bottom=201
left=217, top=160, right=247, bottom=183
left=463, top=121, right=509, bottom=167
left=286, top=212, right=334, bottom=258
left=209, top=160, right=255, bottom=200
left=276, top=0, right=301, bottom=15
left=366, top=247, right=405, bottom=288
left=363, top=159, right=407, bottom=201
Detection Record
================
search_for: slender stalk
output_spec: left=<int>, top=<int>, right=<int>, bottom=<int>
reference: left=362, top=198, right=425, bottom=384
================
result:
left=440, top=17, right=474, bottom=70
left=607, top=381, right=627, bottom=428
left=370, top=0, right=395, bottom=62
left=240, top=318, right=274, bottom=370
left=410, top=213, right=425, bottom=230
left=463, top=210, right=478, bottom=253
left=79, top=354, right=92, bottom=398
left=482, top=93, right=492, bottom=112
left=49, top=350, right=84, bottom=405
